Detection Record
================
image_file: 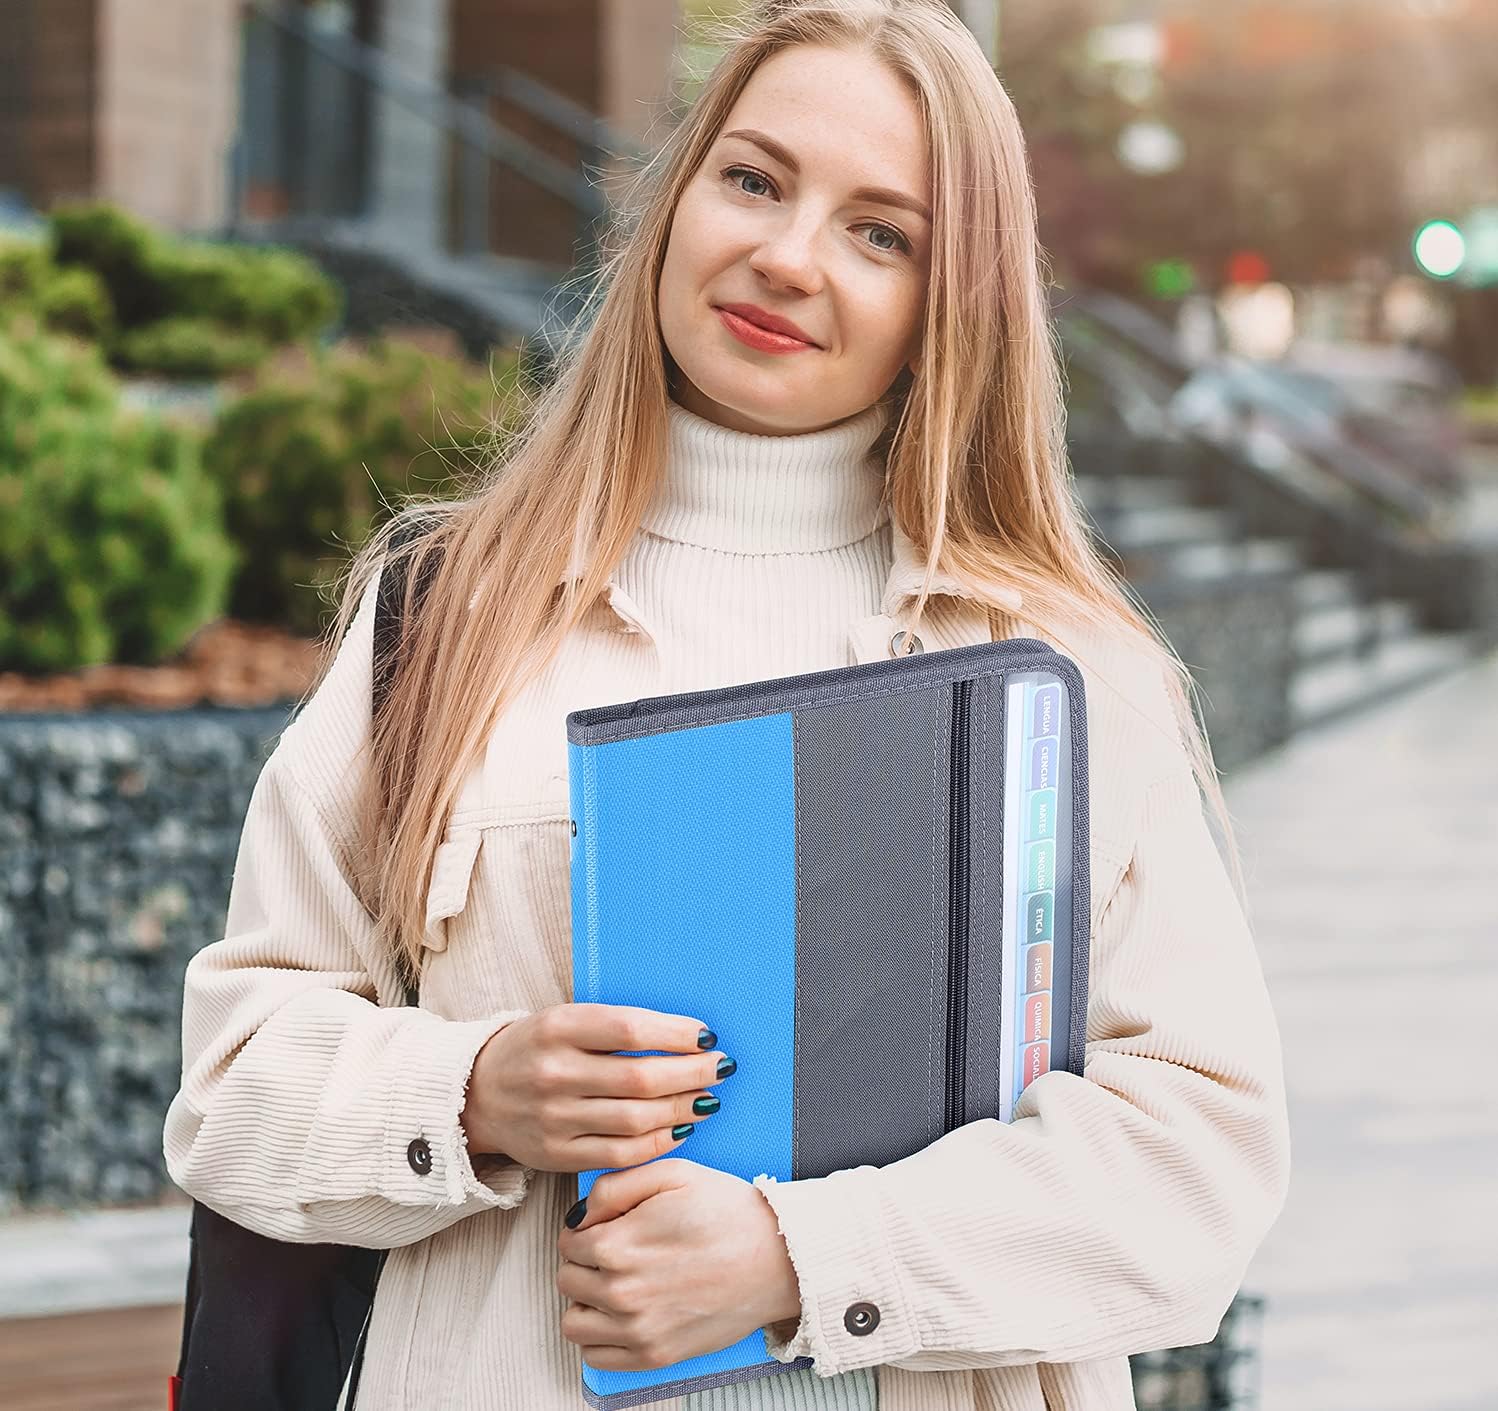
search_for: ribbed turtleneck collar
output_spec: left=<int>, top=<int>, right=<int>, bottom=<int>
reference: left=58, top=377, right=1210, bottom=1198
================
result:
left=641, top=397, right=891, bottom=553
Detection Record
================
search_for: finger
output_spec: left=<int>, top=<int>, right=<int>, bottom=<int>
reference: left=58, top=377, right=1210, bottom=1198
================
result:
left=563, top=1300, right=632, bottom=1354
left=572, top=1159, right=688, bottom=1229
left=562, top=1003, right=717, bottom=1057
left=561, top=1122, right=702, bottom=1174
left=563, top=1088, right=721, bottom=1137
left=556, top=1258, right=621, bottom=1312
left=574, top=1049, right=728, bottom=1101
left=580, top=1345, right=650, bottom=1372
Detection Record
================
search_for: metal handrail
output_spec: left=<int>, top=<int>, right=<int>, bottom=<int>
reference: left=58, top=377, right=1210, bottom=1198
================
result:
left=460, top=68, right=646, bottom=166
left=241, top=0, right=606, bottom=217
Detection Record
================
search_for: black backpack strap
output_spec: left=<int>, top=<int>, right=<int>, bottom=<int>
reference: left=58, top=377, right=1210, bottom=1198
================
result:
left=372, top=512, right=446, bottom=724
left=175, top=513, right=454, bottom=1411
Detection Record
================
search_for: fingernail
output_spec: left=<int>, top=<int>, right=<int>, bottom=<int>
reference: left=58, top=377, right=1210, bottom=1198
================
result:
left=672, top=1123, right=693, bottom=1141
left=697, top=1028, right=717, bottom=1049
left=692, top=1095, right=720, bottom=1116
left=564, top=1197, right=587, bottom=1228
left=716, top=1056, right=737, bottom=1079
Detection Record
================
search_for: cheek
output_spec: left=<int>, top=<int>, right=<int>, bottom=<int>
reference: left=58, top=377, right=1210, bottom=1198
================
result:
left=849, top=280, right=925, bottom=369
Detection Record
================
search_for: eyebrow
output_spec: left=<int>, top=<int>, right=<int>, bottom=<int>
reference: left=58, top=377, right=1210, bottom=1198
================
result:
left=718, top=127, right=933, bottom=225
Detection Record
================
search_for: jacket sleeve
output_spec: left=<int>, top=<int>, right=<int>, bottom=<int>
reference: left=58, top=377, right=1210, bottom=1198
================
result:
left=162, top=572, right=536, bottom=1248
left=751, top=739, right=1291, bottom=1374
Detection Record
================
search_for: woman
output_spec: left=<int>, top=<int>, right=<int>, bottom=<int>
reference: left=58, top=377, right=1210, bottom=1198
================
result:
left=163, top=2, right=1290, bottom=1408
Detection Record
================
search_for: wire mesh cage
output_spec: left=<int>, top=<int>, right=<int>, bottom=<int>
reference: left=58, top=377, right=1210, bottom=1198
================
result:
left=1130, top=1292, right=1266, bottom=1411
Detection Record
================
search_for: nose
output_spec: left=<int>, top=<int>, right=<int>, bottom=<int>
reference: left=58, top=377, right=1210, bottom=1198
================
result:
left=747, top=217, right=825, bottom=296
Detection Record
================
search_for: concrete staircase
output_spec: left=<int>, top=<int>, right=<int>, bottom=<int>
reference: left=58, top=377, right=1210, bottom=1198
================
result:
left=1073, top=470, right=1480, bottom=734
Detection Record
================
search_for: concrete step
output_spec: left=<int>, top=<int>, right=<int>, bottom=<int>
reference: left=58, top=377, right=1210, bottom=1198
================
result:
left=0, top=1204, right=190, bottom=1320
left=1288, top=628, right=1476, bottom=734
left=1294, top=566, right=1363, bottom=613
left=1073, top=472, right=1194, bottom=514
left=1123, top=534, right=1301, bottom=584
left=1104, top=502, right=1239, bottom=552
left=1294, top=597, right=1420, bottom=665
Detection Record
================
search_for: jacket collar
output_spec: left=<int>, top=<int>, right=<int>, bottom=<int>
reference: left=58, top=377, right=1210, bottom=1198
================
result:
left=556, top=518, right=1023, bottom=644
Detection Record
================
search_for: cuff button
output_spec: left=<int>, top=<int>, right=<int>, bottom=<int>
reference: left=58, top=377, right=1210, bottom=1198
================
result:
left=407, top=1137, right=434, bottom=1175
left=843, top=1301, right=880, bottom=1336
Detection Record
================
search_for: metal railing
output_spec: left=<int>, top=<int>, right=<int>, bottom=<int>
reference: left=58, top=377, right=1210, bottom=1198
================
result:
left=230, top=0, right=642, bottom=269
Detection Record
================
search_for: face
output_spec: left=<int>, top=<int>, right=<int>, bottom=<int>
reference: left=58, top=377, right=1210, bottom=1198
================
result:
left=657, top=43, right=933, bottom=436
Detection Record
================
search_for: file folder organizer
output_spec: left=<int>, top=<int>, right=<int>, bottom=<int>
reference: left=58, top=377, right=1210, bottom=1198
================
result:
left=565, top=635, right=1090, bottom=1409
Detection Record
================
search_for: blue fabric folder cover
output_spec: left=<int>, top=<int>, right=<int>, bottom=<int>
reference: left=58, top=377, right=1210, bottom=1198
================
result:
left=565, top=637, right=1090, bottom=1409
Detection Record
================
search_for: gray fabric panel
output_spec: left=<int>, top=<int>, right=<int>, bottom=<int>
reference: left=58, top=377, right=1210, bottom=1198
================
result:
left=790, top=683, right=952, bottom=1179
left=962, top=670, right=1005, bottom=1125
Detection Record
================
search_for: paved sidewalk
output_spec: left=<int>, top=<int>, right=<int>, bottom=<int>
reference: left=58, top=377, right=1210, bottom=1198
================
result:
left=1229, top=643, right=1498, bottom=1411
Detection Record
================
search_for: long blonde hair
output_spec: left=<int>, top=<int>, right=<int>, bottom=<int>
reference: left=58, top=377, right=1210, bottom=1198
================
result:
left=311, top=0, right=1246, bottom=989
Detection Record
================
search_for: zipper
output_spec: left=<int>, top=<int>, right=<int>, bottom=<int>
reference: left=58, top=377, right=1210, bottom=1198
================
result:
left=945, top=678, right=973, bottom=1133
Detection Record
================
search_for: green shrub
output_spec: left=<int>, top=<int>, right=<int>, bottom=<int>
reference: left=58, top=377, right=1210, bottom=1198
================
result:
left=0, top=236, right=50, bottom=304
left=113, top=316, right=271, bottom=379
left=0, top=319, right=236, bottom=672
left=0, top=312, right=118, bottom=438
left=204, top=338, right=525, bottom=633
left=49, top=202, right=173, bottom=327
left=156, top=240, right=341, bottom=344
left=47, top=202, right=341, bottom=376
left=37, top=265, right=117, bottom=342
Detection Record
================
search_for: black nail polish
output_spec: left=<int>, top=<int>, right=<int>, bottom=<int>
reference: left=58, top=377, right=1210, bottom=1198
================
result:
left=564, top=1197, right=587, bottom=1228
left=697, top=1028, right=717, bottom=1049
left=692, top=1095, right=720, bottom=1116
left=716, top=1056, right=737, bottom=1079
left=672, top=1123, right=693, bottom=1141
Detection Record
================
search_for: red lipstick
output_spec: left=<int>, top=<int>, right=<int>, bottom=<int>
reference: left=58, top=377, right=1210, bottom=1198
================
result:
left=714, top=303, right=821, bottom=354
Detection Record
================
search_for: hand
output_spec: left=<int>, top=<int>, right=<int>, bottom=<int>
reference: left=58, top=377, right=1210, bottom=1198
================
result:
left=556, top=1159, right=802, bottom=1371
left=460, top=1003, right=732, bottom=1174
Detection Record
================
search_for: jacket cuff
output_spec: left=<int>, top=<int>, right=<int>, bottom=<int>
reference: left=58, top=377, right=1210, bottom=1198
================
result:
left=751, top=1167, right=922, bottom=1375
left=385, top=1008, right=535, bottom=1212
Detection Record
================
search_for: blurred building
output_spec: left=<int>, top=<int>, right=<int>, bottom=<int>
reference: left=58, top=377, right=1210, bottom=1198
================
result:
left=0, top=0, right=240, bottom=231
left=0, top=0, right=680, bottom=265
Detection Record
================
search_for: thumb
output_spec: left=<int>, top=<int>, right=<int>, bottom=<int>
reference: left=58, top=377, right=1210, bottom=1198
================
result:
left=568, top=1158, right=690, bottom=1230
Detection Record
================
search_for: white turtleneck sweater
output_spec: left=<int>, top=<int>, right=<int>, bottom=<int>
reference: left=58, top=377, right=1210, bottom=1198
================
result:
left=166, top=386, right=1290, bottom=1411
left=618, top=395, right=897, bottom=686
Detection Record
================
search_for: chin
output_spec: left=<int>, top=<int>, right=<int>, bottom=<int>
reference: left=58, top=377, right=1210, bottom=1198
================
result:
left=682, top=368, right=803, bottom=431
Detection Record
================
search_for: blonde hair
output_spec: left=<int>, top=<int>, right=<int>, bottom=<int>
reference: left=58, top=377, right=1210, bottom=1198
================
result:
left=311, top=0, right=1246, bottom=990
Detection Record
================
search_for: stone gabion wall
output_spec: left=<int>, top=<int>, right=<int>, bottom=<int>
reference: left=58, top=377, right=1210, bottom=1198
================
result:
left=1146, top=569, right=1299, bottom=774
left=0, top=705, right=294, bottom=1213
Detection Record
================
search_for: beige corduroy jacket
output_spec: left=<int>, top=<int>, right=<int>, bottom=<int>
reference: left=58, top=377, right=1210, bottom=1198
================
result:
left=163, top=520, right=1291, bottom=1411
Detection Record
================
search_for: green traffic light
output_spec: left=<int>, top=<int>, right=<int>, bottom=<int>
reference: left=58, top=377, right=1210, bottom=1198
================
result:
left=1413, top=220, right=1466, bottom=279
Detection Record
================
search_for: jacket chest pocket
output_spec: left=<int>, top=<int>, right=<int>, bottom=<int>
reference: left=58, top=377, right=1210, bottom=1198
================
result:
left=419, top=809, right=576, bottom=1021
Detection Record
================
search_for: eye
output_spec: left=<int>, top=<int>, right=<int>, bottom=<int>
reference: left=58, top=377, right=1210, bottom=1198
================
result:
left=857, top=223, right=912, bottom=257
left=722, top=164, right=777, bottom=199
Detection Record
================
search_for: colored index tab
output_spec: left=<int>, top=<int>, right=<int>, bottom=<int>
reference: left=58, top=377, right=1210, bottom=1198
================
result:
left=1029, top=736, right=1058, bottom=791
left=1027, top=787, right=1056, bottom=840
left=1025, top=838, right=1054, bottom=893
left=1025, top=891, right=1053, bottom=944
left=1030, top=683, right=1061, bottom=740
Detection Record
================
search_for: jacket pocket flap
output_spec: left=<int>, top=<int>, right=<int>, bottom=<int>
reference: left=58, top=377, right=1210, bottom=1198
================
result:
left=423, top=826, right=484, bottom=950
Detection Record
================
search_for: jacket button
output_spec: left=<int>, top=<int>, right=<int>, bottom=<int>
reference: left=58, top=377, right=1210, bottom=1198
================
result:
left=407, top=1137, right=433, bottom=1175
left=843, top=1301, right=880, bottom=1336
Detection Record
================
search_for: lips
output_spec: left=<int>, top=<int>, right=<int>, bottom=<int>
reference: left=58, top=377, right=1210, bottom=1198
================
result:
left=713, top=303, right=820, bottom=348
